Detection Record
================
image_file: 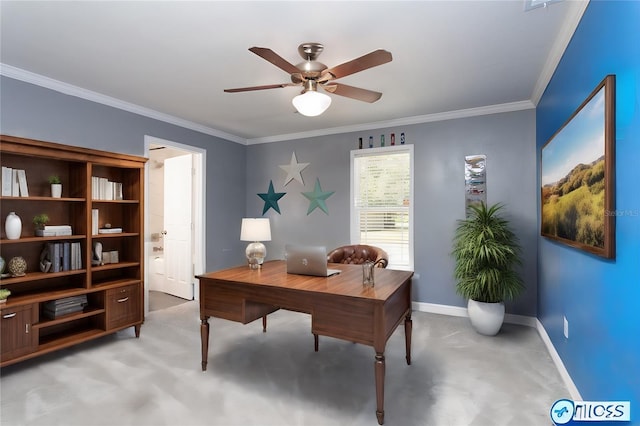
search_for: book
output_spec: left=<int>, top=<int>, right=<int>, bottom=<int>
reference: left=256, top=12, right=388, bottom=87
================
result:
left=91, top=176, right=123, bottom=200
left=36, top=225, right=72, bottom=237
left=92, top=209, right=99, bottom=235
left=62, top=242, right=71, bottom=271
left=98, top=228, right=123, bottom=234
left=47, top=242, right=62, bottom=273
left=71, top=242, right=82, bottom=270
left=11, top=169, right=19, bottom=196
left=43, top=295, right=88, bottom=319
left=17, top=169, right=29, bottom=197
left=35, top=229, right=72, bottom=237
left=44, top=225, right=72, bottom=231
left=1, top=166, right=12, bottom=196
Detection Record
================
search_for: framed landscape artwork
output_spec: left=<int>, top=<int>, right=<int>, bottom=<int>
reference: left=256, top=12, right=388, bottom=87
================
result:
left=541, top=75, right=616, bottom=258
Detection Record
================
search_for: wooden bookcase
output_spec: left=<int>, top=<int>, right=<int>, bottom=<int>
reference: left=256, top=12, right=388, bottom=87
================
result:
left=0, top=135, right=146, bottom=367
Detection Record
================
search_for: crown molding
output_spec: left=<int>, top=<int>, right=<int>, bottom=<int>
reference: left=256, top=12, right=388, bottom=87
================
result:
left=2, top=63, right=535, bottom=146
left=530, top=0, right=590, bottom=105
left=246, top=100, right=535, bottom=145
left=0, top=63, right=246, bottom=145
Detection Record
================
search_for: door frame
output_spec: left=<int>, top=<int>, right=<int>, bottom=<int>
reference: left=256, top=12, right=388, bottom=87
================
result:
left=144, top=135, right=206, bottom=314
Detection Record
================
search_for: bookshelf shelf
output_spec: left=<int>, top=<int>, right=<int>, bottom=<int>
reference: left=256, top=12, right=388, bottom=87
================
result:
left=0, top=196, right=85, bottom=202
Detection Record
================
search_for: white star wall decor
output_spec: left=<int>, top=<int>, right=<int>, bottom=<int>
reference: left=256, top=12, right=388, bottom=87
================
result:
left=279, top=152, right=310, bottom=186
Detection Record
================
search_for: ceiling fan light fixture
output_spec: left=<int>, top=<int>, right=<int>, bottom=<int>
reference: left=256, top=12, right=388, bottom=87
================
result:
left=292, top=90, right=332, bottom=117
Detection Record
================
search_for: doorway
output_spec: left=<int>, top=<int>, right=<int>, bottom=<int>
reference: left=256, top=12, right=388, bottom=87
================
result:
left=144, top=136, right=206, bottom=314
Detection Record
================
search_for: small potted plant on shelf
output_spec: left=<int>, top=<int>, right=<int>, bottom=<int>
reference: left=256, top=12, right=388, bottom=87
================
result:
left=0, top=288, right=11, bottom=304
left=33, top=213, right=50, bottom=236
left=452, top=202, right=524, bottom=336
left=48, top=175, right=62, bottom=198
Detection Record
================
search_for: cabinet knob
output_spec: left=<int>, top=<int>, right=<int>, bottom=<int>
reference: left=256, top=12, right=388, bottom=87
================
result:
left=117, top=297, right=129, bottom=303
left=3, top=312, right=17, bottom=319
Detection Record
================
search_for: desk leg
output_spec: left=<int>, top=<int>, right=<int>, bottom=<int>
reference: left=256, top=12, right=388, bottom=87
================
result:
left=262, top=315, right=267, bottom=332
left=375, top=352, right=385, bottom=425
left=405, top=312, right=412, bottom=365
left=201, top=316, right=210, bottom=371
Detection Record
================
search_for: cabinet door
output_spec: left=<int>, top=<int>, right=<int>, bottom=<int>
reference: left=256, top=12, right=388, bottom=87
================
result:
left=1, top=304, right=36, bottom=361
left=106, top=284, right=141, bottom=330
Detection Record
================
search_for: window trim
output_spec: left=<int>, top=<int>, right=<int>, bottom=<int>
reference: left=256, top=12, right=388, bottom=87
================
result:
left=350, top=144, right=414, bottom=270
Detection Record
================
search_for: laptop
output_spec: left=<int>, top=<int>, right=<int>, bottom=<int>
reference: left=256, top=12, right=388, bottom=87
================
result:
left=285, top=244, right=341, bottom=277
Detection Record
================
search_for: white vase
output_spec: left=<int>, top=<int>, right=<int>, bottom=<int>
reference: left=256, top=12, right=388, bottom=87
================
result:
left=467, top=299, right=505, bottom=336
left=51, top=183, right=62, bottom=198
left=5, top=212, right=22, bottom=240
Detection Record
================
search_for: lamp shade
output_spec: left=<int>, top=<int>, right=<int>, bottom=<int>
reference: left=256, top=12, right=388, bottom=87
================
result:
left=240, top=218, right=271, bottom=242
left=292, top=91, right=332, bottom=117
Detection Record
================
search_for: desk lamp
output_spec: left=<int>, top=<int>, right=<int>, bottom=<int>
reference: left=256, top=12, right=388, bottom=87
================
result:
left=240, top=218, right=271, bottom=269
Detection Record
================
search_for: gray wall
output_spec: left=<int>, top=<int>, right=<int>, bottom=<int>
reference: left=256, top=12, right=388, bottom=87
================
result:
left=2, top=76, right=538, bottom=316
left=247, top=109, right=538, bottom=316
left=0, top=76, right=247, bottom=271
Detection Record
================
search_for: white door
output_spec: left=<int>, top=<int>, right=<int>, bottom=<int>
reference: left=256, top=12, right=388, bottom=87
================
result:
left=163, top=154, right=194, bottom=300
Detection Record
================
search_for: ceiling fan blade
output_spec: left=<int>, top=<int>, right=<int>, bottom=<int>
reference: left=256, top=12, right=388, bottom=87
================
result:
left=323, top=83, right=383, bottom=103
left=224, top=83, right=298, bottom=93
left=249, top=47, right=300, bottom=75
left=320, top=49, right=392, bottom=81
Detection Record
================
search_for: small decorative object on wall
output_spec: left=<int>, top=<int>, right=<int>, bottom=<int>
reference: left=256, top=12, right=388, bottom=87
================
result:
left=4, top=211, right=22, bottom=240
left=465, top=155, right=487, bottom=216
left=541, top=75, right=615, bottom=258
left=302, top=178, right=335, bottom=215
left=258, top=180, right=286, bottom=215
left=279, top=152, right=309, bottom=186
left=8, top=256, right=27, bottom=277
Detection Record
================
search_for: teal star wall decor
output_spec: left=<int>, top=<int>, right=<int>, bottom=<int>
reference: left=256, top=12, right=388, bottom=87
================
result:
left=258, top=180, right=286, bottom=215
left=302, top=178, right=335, bottom=215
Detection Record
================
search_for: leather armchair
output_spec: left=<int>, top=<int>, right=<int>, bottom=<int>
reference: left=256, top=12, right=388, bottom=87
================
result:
left=326, top=244, right=389, bottom=269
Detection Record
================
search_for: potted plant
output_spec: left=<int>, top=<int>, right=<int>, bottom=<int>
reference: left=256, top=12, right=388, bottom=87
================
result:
left=0, top=288, right=11, bottom=304
left=452, top=202, right=524, bottom=335
left=33, top=213, right=50, bottom=236
left=48, top=175, right=62, bottom=198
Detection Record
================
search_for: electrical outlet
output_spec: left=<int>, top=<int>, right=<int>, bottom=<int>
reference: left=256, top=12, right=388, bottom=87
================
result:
left=563, top=316, right=569, bottom=339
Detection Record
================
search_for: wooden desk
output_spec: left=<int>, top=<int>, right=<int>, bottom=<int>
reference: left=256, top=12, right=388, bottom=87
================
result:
left=197, top=260, right=413, bottom=425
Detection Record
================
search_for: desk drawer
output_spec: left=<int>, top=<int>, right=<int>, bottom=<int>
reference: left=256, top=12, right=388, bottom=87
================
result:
left=202, top=287, right=277, bottom=324
left=312, top=300, right=374, bottom=345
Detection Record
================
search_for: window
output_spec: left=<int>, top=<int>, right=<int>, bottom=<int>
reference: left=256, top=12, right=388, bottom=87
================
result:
left=351, top=145, right=414, bottom=270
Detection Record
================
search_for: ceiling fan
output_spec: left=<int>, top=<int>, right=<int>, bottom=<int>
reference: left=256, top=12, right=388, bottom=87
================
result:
left=224, top=43, right=392, bottom=116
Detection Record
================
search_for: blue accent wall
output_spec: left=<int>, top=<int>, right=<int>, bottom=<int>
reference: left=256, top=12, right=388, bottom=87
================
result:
left=537, top=0, right=640, bottom=416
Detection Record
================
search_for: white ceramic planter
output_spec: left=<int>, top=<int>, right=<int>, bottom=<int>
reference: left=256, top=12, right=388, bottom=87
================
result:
left=467, top=299, right=505, bottom=336
left=51, top=184, right=62, bottom=198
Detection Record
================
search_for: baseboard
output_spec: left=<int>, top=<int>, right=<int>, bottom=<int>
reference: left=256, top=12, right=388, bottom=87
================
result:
left=412, top=301, right=537, bottom=327
left=412, top=301, right=468, bottom=317
left=535, top=319, right=582, bottom=401
left=412, top=301, right=581, bottom=400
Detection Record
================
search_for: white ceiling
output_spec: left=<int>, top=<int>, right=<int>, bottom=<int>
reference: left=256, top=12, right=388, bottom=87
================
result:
left=0, top=1, right=587, bottom=144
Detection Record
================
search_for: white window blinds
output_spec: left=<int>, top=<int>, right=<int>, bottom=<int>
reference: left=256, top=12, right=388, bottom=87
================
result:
left=351, top=145, right=413, bottom=270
